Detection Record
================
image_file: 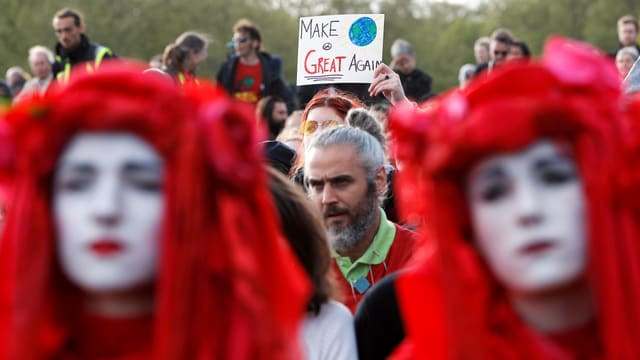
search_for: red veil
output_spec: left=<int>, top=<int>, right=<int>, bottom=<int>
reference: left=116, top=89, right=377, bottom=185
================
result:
left=389, top=37, right=640, bottom=359
left=0, top=64, right=310, bottom=359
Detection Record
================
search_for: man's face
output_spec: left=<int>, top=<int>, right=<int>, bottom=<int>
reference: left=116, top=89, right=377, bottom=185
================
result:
left=268, top=101, right=288, bottom=137
left=53, top=16, right=83, bottom=50
left=619, top=23, right=638, bottom=47
left=490, top=40, right=510, bottom=65
left=474, top=44, right=490, bottom=64
left=305, top=144, right=379, bottom=254
left=30, top=53, right=52, bottom=79
left=232, top=31, right=258, bottom=58
left=392, top=54, right=415, bottom=75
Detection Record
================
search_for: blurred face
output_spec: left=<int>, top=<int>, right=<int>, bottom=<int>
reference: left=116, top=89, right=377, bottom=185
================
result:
left=305, top=144, right=379, bottom=254
left=490, top=40, right=510, bottom=65
left=29, top=53, right=52, bottom=79
left=618, top=23, right=638, bottom=46
left=392, top=54, right=416, bottom=75
left=616, top=52, right=636, bottom=78
left=232, top=31, right=258, bottom=58
left=267, top=101, right=288, bottom=138
left=507, top=46, right=524, bottom=61
left=467, top=140, right=586, bottom=295
left=54, top=133, right=164, bottom=294
left=474, top=44, right=490, bottom=64
left=302, top=106, right=345, bottom=148
left=53, top=16, right=83, bottom=50
left=188, top=47, right=208, bottom=70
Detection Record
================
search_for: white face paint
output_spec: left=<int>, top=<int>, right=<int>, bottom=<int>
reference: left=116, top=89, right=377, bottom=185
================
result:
left=54, top=133, right=164, bottom=293
left=466, top=140, right=587, bottom=295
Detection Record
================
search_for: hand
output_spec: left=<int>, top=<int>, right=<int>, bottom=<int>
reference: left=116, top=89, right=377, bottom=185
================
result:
left=368, top=63, right=411, bottom=106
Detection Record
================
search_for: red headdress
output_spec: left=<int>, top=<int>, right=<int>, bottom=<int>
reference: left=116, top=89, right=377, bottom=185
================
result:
left=0, top=63, right=310, bottom=359
left=389, top=36, right=640, bottom=359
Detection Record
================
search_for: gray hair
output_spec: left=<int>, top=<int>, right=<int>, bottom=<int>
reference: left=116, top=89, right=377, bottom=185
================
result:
left=28, top=45, right=54, bottom=64
left=618, top=46, right=639, bottom=61
left=391, top=38, right=414, bottom=58
left=345, top=108, right=386, bottom=149
left=306, top=125, right=387, bottom=185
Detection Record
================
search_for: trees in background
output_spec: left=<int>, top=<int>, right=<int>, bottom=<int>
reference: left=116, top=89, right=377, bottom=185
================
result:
left=0, top=0, right=638, bottom=94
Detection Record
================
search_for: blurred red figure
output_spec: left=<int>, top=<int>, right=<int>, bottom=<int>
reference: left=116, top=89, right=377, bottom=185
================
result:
left=0, top=64, right=309, bottom=359
left=388, top=37, right=640, bottom=359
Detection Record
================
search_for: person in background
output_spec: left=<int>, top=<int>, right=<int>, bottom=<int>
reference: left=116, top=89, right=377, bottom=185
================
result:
left=216, top=18, right=294, bottom=109
left=475, top=28, right=514, bottom=76
left=0, top=81, right=12, bottom=110
left=507, top=39, right=531, bottom=61
left=162, top=31, right=209, bottom=84
left=616, top=46, right=639, bottom=79
left=256, top=95, right=288, bottom=140
left=458, top=63, right=476, bottom=89
left=276, top=110, right=304, bottom=160
left=474, top=36, right=491, bottom=64
left=51, top=7, right=116, bottom=82
left=148, top=54, right=163, bottom=69
left=390, top=39, right=433, bottom=102
left=14, top=46, right=55, bottom=103
left=269, top=167, right=358, bottom=360
left=610, top=14, right=640, bottom=58
left=5, top=66, right=29, bottom=97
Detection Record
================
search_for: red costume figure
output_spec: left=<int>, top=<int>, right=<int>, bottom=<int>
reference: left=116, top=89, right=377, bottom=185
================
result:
left=0, top=64, right=310, bottom=359
left=388, top=37, right=640, bottom=359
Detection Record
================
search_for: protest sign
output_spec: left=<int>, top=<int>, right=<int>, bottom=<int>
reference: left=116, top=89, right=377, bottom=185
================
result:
left=297, top=14, right=384, bottom=85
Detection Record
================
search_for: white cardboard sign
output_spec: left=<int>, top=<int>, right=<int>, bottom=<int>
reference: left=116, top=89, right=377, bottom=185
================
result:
left=297, top=14, right=385, bottom=86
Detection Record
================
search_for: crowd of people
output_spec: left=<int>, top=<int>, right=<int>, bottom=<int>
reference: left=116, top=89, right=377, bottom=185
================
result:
left=1, top=5, right=640, bottom=360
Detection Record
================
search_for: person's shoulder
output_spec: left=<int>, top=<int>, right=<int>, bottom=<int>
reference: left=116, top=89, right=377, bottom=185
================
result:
left=318, top=300, right=353, bottom=322
left=394, top=223, right=417, bottom=241
left=413, top=68, right=432, bottom=80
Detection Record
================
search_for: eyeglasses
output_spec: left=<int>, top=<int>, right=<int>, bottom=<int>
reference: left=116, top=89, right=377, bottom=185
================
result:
left=300, top=119, right=341, bottom=136
left=493, top=50, right=508, bottom=57
left=232, top=36, right=248, bottom=43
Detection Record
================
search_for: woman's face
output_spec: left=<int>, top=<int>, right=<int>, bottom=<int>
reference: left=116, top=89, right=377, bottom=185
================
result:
left=302, top=106, right=344, bottom=148
left=466, top=140, right=587, bottom=294
left=54, top=133, right=165, bottom=293
left=616, top=53, right=636, bottom=78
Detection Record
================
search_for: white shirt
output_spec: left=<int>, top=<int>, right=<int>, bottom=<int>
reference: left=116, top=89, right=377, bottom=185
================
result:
left=301, top=300, right=359, bottom=360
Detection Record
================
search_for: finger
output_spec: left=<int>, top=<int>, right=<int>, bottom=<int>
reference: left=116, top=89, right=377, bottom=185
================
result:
left=373, top=63, right=393, bottom=78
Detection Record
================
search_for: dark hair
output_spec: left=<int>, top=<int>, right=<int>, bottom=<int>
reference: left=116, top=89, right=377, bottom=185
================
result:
left=491, top=28, right=514, bottom=45
left=53, top=8, right=83, bottom=27
left=256, top=95, right=285, bottom=122
left=267, top=167, right=333, bottom=315
left=619, top=14, right=639, bottom=32
left=511, top=39, right=531, bottom=57
left=162, top=31, right=208, bottom=74
left=233, top=19, right=262, bottom=50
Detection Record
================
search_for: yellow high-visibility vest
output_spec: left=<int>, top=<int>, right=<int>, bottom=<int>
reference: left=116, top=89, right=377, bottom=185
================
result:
left=55, top=46, right=112, bottom=83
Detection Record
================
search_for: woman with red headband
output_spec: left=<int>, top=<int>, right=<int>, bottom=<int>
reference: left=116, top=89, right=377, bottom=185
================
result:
left=385, top=37, right=640, bottom=359
left=0, top=64, right=309, bottom=359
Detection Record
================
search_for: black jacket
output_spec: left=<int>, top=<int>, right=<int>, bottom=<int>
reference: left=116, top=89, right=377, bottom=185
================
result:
left=397, top=68, right=433, bottom=103
left=216, top=52, right=294, bottom=110
left=53, top=34, right=115, bottom=77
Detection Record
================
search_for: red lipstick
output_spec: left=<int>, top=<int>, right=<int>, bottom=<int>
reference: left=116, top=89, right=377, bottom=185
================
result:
left=89, top=239, right=124, bottom=256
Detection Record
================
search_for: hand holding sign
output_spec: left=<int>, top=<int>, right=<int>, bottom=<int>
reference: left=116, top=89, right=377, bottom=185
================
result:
left=297, top=14, right=385, bottom=86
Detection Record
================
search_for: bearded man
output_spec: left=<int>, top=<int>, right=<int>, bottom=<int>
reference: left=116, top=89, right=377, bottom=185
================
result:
left=304, top=126, right=417, bottom=312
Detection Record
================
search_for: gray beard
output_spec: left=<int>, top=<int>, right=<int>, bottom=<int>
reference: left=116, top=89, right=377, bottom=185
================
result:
left=329, top=190, right=378, bottom=255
